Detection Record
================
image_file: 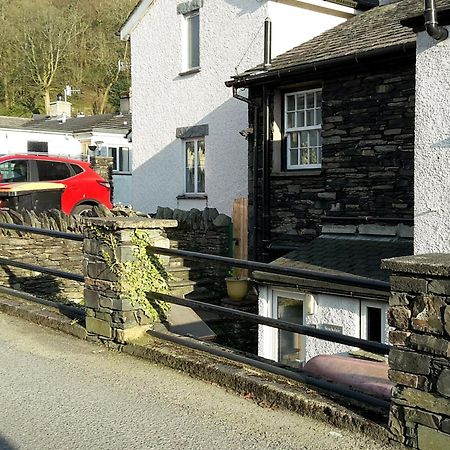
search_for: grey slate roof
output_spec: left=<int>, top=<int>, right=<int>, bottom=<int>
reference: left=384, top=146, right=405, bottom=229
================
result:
left=268, top=236, right=413, bottom=283
left=0, top=116, right=32, bottom=129
left=231, top=0, right=450, bottom=84
left=21, top=114, right=131, bottom=134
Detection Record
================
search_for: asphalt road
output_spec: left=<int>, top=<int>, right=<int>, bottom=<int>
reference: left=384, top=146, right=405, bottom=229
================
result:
left=0, top=313, right=392, bottom=450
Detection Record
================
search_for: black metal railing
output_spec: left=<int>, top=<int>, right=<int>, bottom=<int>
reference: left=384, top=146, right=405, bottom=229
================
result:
left=148, top=246, right=391, bottom=292
left=0, top=222, right=84, bottom=282
left=147, top=245, right=391, bottom=356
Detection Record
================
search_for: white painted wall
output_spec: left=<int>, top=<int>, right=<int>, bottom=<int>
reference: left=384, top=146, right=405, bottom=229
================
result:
left=414, top=27, right=450, bottom=254
left=0, top=128, right=81, bottom=157
left=258, top=286, right=388, bottom=364
left=127, top=0, right=354, bottom=215
left=269, top=0, right=352, bottom=58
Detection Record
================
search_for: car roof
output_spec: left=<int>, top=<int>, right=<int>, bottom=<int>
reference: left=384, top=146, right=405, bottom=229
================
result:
left=0, top=154, right=91, bottom=167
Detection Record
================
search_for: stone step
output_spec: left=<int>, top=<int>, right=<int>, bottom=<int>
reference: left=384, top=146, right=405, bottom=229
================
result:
left=167, top=256, right=184, bottom=268
left=167, top=266, right=191, bottom=281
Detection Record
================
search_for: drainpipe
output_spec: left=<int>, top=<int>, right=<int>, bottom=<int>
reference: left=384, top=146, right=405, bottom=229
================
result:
left=424, top=0, right=448, bottom=41
left=261, top=85, right=271, bottom=262
left=263, top=18, right=272, bottom=70
left=232, top=86, right=259, bottom=261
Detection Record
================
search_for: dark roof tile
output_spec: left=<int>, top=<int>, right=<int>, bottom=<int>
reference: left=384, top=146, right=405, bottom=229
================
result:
left=232, top=0, right=450, bottom=83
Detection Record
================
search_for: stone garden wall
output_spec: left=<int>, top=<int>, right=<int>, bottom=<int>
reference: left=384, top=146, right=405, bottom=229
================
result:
left=155, top=206, right=232, bottom=301
left=382, top=255, right=450, bottom=449
left=0, top=210, right=84, bottom=303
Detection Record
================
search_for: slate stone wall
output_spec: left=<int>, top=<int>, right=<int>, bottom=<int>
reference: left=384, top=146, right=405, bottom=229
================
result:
left=0, top=210, right=84, bottom=303
left=155, top=206, right=232, bottom=301
left=381, top=255, right=450, bottom=449
left=248, top=55, right=415, bottom=259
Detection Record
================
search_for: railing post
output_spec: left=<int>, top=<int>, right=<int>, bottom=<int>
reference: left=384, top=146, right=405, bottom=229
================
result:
left=381, top=255, right=450, bottom=449
left=82, top=217, right=177, bottom=344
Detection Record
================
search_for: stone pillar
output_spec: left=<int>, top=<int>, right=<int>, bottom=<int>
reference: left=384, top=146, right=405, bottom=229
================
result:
left=381, top=255, right=450, bottom=449
left=83, top=217, right=177, bottom=344
left=90, top=156, right=114, bottom=202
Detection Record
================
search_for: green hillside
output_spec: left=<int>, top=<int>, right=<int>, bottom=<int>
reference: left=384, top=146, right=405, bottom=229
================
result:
left=0, top=0, right=138, bottom=117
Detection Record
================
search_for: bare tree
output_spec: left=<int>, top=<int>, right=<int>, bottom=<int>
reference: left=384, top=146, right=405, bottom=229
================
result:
left=19, top=4, right=87, bottom=114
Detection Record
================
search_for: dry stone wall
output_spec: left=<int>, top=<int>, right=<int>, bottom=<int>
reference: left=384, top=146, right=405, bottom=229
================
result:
left=0, top=210, right=84, bottom=303
left=381, top=255, right=450, bottom=449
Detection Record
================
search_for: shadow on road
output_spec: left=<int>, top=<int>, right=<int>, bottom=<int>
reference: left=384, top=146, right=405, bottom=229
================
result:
left=0, top=435, right=17, bottom=450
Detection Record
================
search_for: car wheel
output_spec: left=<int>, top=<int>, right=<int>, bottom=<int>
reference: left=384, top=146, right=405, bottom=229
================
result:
left=71, top=204, right=96, bottom=217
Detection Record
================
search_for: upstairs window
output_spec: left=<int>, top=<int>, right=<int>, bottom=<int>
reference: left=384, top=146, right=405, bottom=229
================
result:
left=185, top=138, right=205, bottom=194
left=285, top=89, right=322, bottom=170
left=183, top=10, right=200, bottom=70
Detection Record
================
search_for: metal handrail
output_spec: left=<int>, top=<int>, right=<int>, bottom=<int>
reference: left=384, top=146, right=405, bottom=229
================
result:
left=0, top=222, right=84, bottom=241
left=0, top=258, right=84, bottom=282
left=148, top=291, right=391, bottom=355
left=148, top=245, right=391, bottom=292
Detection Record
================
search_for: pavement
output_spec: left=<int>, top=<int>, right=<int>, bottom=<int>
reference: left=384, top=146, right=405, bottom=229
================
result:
left=0, top=313, right=398, bottom=450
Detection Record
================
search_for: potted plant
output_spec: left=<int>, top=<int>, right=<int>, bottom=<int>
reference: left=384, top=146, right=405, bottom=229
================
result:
left=225, top=268, right=249, bottom=301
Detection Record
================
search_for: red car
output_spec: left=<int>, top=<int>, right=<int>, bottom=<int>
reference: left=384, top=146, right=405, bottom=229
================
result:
left=0, top=155, right=113, bottom=215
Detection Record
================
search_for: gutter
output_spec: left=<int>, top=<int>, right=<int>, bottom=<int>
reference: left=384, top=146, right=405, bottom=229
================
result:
left=226, top=41, right=415, bottom=88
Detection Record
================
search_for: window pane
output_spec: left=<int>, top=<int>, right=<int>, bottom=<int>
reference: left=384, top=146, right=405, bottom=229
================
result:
left=299, top=131, right=309, bottom=148
left=36, top=161, right=71, bottom=181
left=188, top=13, right=200, bottom=68
left=310, top=148, right=318, bottom=164
left=185, top=141, right=195, bottom=192
left=300, top=148, right=309, bottom=165
left=287, top=112, right=295, bottom=129
left=277, top=296, right=304, bottom=368
left=367, top=307, right=382, bottom=343
left=315, top=108, right=322, bottom=126
left=306, top=110, right=314, bottom=127
left=315, top=90, right=322, bottom=106
left=306, top=93, right=315, bottom=109
left=186, top=168, right=195, bottom=193
left=296, top=111, right=304, bottom=128
left=119, top=147, right=130, bottom=172
left=289, top=148, right=298, bottom=166
left=290, top=132, right=298, bottom=148
left=296, top=93, right=305, bottom=110
left=310, top=130, right=319, bottom=147
left=286, top=95, right=295, bottom=112
left=197, top=140, right=205, bottom=193
left=0, top=160, right=26, bottom=182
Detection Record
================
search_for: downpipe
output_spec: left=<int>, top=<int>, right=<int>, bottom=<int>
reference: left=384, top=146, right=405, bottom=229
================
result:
left=424, top=0, right=448, bottom=41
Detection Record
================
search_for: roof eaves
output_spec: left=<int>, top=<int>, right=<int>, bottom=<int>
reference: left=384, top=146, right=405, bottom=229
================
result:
left=401, top=5, right=450, bottom=30
left=120, top=0, right=156, bottom=40
left=226, top=40, right=415, bottom=88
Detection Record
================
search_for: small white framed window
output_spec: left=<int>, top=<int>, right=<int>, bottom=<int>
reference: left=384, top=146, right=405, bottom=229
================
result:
left=285, top=88, right=322, bottom=170
left=105, top=146, right=131, bottom=174
left=183, top=10, right=200, bottom=71
left=361, top=301, right=388, bottom=344
left=184, top=138, right=205, bottom=193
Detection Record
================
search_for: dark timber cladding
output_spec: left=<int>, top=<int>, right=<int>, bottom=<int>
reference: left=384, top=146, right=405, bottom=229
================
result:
left=227, top=0, right=421, bottom=261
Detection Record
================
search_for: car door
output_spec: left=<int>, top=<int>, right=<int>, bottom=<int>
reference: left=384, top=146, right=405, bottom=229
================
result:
left=35, top=159, right=76, bottom=212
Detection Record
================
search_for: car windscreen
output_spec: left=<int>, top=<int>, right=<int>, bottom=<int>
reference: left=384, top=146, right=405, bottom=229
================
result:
left=0, top=160, right=28, bottom=182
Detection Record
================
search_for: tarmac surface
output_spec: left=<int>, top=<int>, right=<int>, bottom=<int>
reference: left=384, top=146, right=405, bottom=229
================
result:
left=0, top=312, right=395, bottom=450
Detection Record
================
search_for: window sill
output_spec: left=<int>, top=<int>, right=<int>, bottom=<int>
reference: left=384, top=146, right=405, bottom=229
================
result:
left=177, top=193, right=207, bottom=200
left=271, top=169, right=322, bottom=178
left=112, top=171, right=132, bottom=176
left=179, top=67, right=201, bottom=76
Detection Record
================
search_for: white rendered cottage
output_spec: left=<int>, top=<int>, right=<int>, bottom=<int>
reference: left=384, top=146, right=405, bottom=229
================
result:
left=120, top=0, right=368, bottom=215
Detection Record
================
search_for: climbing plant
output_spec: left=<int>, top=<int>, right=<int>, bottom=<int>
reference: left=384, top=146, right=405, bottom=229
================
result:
left=96, top=228, right=171, bottom=321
